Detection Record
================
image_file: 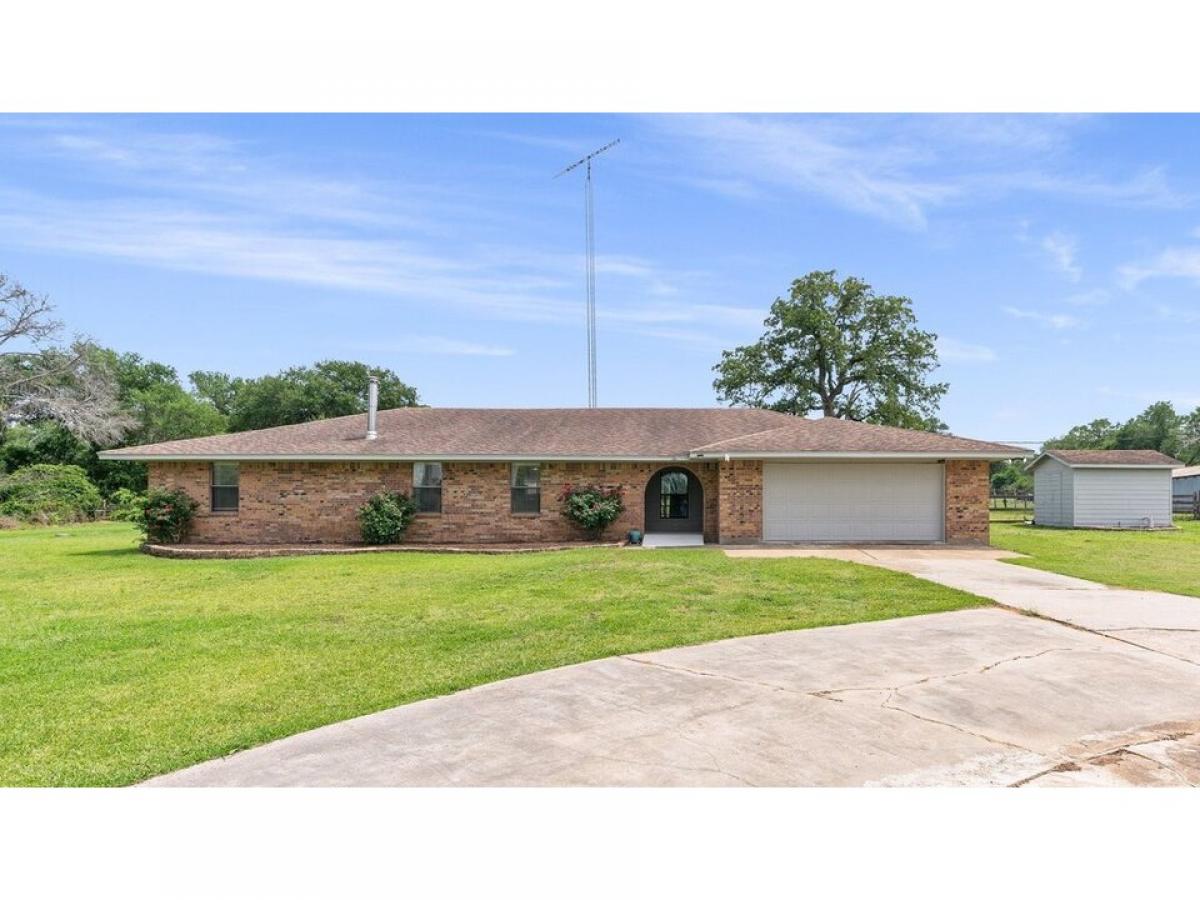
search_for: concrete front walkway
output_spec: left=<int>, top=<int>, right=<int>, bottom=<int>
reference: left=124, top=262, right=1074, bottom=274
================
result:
left=146, top=564, right=1200, bottom=786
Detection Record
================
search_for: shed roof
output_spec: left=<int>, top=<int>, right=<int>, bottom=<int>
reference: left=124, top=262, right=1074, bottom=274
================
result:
left=1173, top=465, right=1200, bottom=479
left=1027, top=448, right=1183, bottom=471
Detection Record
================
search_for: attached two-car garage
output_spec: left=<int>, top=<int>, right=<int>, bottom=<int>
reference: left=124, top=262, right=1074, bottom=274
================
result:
left=762, top=462, right=945, bottom=542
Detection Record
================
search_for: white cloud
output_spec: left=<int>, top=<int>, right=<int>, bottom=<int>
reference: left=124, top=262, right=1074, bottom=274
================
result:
left=647, top=115, right=1185, bottom=230
left=0, top=120, right=757, bottom=348
left=937, top=337, right=998, bottom=363
left=1003, top=306, right=1081, bottom=329
left=1119, top=244, right=1200, bottom=288
left=652, top=115, right=957, bottom=229
left=1040, top=231, right=1082, bottom=282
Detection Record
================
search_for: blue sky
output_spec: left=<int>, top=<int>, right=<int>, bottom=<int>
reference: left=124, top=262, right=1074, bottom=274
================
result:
left=2, top=114, right=1198, bottom=442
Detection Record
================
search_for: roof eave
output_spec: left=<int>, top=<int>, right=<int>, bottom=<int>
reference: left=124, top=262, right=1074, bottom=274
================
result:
left=96, top=451, right=694, bottom=463
left=1026, top=451, right=1180, bottom=472
left=690, top=450, right=1023, bottom=461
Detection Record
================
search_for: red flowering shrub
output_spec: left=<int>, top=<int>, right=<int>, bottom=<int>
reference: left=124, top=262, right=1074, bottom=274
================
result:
left=558, top=483, right=624, bottom=538
left=135, top=487, right=199, bottom=544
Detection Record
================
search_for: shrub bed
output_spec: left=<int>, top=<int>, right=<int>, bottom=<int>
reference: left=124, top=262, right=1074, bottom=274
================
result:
left=135, top=487, right=199, bottom=544
left=0, top=463, right=103, bottom=524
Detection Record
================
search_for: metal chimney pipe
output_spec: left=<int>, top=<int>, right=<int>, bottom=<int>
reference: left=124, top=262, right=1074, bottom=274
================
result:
left=366, top=376, right=379, bottom=440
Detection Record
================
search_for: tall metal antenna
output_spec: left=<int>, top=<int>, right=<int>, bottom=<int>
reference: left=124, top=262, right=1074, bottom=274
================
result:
left=556, top=138, right=620, bottom=407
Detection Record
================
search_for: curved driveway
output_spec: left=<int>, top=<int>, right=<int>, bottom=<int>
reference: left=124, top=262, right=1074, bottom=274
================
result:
left=146, top=552, right=1200, bottom=787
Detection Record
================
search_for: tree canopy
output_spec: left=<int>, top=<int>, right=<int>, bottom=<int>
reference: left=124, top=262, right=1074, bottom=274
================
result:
left=193, top=360, right=419, bottom=433
left=713, top=270, right=948, bottom=431
left=1045, top=401, right=1199, bottom=464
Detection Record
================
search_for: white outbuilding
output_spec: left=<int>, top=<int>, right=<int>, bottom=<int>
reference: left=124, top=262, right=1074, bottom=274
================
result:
left=1027, top=449, right=1181, bottom=529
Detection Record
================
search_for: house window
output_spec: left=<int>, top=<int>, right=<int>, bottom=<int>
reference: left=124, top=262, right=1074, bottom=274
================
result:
left=659, top=471, right=689, bottom=519
left=211, top=462, right=239, bottom=512
left=413, top=462, right=443, bottom=513
left=511, top=463, right=541, bottom=514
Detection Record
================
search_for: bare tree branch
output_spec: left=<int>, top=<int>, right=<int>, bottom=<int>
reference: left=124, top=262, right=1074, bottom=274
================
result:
left=0, top=273, right=61, bottom=348
left=1, top=274, right=133, bottom=444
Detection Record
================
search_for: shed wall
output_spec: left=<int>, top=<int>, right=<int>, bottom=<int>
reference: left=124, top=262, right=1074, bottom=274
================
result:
left=1072, top=468, right=1173, bottom=528
left=1033, top=458, right=1073, bottom=526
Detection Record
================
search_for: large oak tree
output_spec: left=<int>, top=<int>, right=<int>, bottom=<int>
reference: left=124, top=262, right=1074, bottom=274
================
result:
left=713, top=270, right=948, bottom=430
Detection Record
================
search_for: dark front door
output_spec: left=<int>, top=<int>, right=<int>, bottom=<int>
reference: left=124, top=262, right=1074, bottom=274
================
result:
left=645, top=468, right=703, bottom=534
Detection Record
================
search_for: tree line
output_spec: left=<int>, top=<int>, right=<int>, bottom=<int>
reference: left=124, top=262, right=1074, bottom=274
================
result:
left=1, top=273, right=418, bottom=500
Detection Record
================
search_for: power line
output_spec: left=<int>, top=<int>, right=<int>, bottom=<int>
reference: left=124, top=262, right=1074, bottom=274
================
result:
left=556, top=139, right=620, bottom=408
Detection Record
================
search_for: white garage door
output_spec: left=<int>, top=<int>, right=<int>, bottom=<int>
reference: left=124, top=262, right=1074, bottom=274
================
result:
left=763, top=462, right=945, bottom=542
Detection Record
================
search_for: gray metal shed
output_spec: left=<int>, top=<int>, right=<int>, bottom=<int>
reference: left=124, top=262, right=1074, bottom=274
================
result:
left=1026, top=449, right=1181, bottom=529
left=1174, top=465, right=1200, bottom=500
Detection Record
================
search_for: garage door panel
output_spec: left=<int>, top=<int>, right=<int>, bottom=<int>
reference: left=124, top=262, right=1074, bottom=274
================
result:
left=763, top=463, right=944, bottom=542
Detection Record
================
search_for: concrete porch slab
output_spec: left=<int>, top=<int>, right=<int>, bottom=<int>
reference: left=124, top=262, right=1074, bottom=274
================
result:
left=641, top=533, right=705, bottom=548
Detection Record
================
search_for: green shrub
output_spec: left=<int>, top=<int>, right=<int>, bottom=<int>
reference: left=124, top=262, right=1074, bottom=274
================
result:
left=108, top=488, right=147, bottom=521
left=357, top=491, right=417, bottom=544
left=135, top=487, right=199, bottom=544
left=0, top=464, right=103, bottom=524
left=558, top=483, right=625, bottom=538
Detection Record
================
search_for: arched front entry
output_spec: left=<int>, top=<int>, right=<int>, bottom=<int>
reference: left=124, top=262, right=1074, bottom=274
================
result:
left=644, top=466, right=703, bottom=534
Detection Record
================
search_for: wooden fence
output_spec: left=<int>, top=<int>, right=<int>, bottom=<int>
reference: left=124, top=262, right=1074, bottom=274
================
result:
left=989, top=490, right=1033, bottom=511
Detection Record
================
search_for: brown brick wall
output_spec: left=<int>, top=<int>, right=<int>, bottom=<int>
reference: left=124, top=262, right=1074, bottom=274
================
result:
left=148, top=456, right=992, bottom=546
left=944, top=459, right=990, bottom=544
left=148, top=459, right=719, bottom=545
left=717, top=459, right=762, bottom=543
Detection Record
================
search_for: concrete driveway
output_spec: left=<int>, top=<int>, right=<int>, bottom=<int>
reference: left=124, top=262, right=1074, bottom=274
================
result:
left=147, top=547, right=1200, bottom=787
left=726, top=545, right=1200, bottom=666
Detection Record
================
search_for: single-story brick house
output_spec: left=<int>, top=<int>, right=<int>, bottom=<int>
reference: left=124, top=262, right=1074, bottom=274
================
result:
left=100, top=401, right=1025, bottom=545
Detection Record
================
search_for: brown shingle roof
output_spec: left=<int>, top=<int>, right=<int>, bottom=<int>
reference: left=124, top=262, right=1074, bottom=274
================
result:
left=99, top=407, right=1027, bottom=461
left=1043, top=449, right=1183, bottom=467
left=692, top=416, right=1027, bottom=456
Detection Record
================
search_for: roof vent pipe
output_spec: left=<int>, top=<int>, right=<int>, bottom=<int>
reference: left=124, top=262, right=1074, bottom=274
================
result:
left=366, top=376, right=379, bottom=440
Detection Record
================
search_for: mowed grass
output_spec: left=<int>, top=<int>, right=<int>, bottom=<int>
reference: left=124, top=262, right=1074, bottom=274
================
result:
left=992, top=518, right=1200, bottom=597
left=1, top=523, right=985, bottom=786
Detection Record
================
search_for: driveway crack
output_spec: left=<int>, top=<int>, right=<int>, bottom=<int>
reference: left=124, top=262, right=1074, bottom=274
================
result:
left=879, top=694, right=1044, bottom=756
left=620, top=654, right=811, bottom=697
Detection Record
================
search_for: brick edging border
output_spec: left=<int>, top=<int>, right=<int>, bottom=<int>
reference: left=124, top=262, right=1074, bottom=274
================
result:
left=141, top=541, right=625, bottom=559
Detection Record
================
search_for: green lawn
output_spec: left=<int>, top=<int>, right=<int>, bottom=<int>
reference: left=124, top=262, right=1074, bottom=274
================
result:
left=992, top=518, right=1200, bottom=597
left=0, top=523, right=985, bottom=786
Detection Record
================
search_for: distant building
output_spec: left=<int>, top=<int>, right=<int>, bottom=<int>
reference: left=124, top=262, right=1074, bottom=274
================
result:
left=1174, top=465, right=1200, bottom=500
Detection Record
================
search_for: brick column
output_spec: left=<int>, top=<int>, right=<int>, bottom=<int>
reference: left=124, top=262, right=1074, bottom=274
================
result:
left=717, top=459, right=763, bottom=543
left=945, top=459, right=990, bottom=544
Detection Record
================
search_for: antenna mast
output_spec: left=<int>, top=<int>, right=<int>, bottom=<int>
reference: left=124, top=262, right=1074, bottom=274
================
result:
left=556, top=138, right=620, bottom=408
